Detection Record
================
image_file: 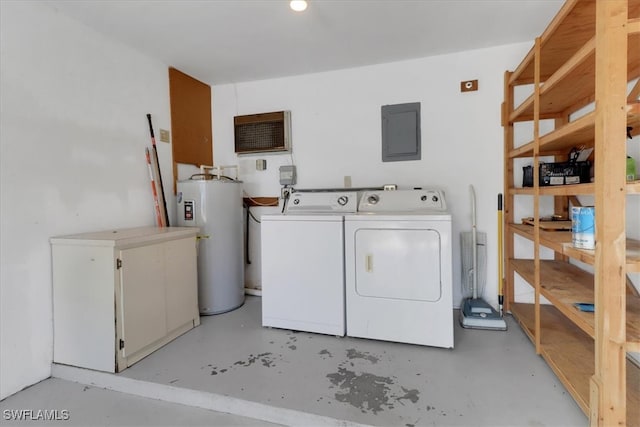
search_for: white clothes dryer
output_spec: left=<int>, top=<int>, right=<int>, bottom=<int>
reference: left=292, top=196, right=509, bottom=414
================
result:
left=261, top=190, right=358, bottom=336
left=344, top=189, right=453, bottom=348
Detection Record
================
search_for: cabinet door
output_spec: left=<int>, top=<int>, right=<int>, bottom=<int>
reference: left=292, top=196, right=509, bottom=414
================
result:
left=164, top=237, right=198, bottom=332
left=119, top=244, right=167, bottom=358
left=52, top=245, right=116, bottom=372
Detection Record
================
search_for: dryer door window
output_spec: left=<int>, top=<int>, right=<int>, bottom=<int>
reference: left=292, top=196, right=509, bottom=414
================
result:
left=354, top=228, right=441, bottom=302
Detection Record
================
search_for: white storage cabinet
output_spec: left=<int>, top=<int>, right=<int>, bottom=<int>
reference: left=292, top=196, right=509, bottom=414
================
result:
left=51, top=227, right=200, bottom=373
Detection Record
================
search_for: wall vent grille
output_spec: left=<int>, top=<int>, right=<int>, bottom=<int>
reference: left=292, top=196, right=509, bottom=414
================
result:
left=234, top=111, right=291, bottom=155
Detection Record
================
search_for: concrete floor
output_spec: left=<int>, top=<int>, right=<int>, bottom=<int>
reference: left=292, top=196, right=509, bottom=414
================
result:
left=2, top=296, right=587, bottom=426
left=0, top=378, right=279, bottom=427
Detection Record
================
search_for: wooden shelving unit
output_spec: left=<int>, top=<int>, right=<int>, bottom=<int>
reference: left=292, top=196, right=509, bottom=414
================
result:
left=502, top=1, right=640, bottom=425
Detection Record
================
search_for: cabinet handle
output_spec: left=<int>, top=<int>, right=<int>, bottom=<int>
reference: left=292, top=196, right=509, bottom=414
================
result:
left=365, top=254, right=373, bottom=272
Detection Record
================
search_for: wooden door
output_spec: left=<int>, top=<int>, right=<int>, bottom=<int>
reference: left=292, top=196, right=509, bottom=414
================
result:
left=168, top=67, right=213, bottom=192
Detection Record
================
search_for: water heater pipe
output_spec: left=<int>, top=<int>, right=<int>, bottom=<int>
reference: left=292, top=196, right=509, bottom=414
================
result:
left=199, top=164, right=239, bottom=180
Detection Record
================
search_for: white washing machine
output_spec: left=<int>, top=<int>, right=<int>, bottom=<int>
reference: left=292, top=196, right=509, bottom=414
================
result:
left=344, top=189, right=453, bottom=348
left=261, top=190, right=358, bottom=336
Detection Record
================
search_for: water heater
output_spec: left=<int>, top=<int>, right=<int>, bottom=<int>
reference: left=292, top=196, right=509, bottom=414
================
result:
left=177, top=176, right=245, bottom=315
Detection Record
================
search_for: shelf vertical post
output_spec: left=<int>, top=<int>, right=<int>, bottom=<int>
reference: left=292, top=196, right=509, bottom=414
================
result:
left=591, top=0, right=628, bottom=425
left=533, top=37, right=542, bottom=355
left=503, top=71, right=515, bottom=313
left=554, top=114, right=570, bottom=263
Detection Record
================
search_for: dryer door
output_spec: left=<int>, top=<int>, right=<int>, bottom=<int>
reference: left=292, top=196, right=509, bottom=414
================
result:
left=354, top=228, right=442, bottom=301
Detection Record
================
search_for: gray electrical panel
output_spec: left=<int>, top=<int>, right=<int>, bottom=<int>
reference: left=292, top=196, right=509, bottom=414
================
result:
left=381, top=102, right=421, bottom=162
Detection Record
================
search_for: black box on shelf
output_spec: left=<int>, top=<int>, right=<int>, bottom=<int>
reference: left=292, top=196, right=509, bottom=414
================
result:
left=523, top=161, right=591, bottom=187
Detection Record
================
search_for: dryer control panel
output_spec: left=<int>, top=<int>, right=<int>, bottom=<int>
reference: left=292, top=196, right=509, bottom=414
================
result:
left=358, top=189, right=446, bottom=212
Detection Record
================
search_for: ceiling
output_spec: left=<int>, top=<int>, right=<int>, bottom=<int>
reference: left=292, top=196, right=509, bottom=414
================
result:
left=48, top=0, right=564, bottom=85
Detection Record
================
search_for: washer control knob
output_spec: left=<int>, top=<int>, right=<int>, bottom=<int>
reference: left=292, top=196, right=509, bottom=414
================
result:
left=293, top=198, right=300, bottom=205
left=432, top=195, right=439, bottom=202
left=337, top=196, right=349, bottom=206
left=421, top=195, right=427, bottom=201
left=367, top=194, right=380, bottom=204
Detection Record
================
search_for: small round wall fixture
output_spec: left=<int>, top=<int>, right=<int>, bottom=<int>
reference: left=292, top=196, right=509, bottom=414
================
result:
left=290, top=0, right=308, bottom=12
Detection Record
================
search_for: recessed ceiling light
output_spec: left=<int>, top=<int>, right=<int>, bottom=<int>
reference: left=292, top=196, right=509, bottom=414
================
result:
left=290, top=1, right=307, bottom=12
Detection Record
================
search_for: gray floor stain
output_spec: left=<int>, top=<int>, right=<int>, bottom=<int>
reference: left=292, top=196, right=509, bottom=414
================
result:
left=233, top=352, right=275, bottom=368
left=397, top=387, right=420, bottom=404
left=325, top=349, right=422, bottom=415
left=208, top=352, right=280, bottom=375
left=346, top=348, right=379, bottom=364
left=282, top=333, right=299, bottom=351
left=327, top=367, right=394, bottom=414
left=319, top=349, right=333, bottom=358
left=260, top=356, right=276, bottom=367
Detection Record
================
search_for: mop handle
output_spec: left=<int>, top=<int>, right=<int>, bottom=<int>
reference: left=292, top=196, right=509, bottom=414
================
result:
left=470, top=185, right=478, bottom=300
left=498, top=193, right=504, bottom=316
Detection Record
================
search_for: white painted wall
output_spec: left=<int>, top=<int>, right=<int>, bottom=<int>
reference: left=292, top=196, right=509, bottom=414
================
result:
left=212, top=42, right=535, bottom=308
left=0, top=2, right=174, bottom=399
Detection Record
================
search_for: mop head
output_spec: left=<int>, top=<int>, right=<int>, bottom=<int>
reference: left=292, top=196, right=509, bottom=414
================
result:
left=459, top=298, right=507, bottom=331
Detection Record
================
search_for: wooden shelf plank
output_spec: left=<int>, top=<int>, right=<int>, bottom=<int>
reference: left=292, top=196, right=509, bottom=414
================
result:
left=512, top=259, right=595, bottom=335
left=560, top=244, right=595, bottom=267
left=509, top=112, right=596, bottom=159
left=511, top=302, right=593, bottom=415
left=511, top=32, right=640, bottom=123
left=510, top=1, right=640, bottom=86
left=510, top=181, right=640, bottom=195
left=509, top=101, right=639, bottom=159
left=509, top=101, right=640, bottom=159
left=511, top=259, right=640, bottom=351
left=511, top=38, right=596, bottom=123
left=509, top=303, right=640, bottom=421
left=510, top=223, right=569, bottom=253
left=510, top=184, right=594, bottom=196
left=508, top=224, right=640, bottom=272
left=628, top=180, right=640, bottom=193
left=510, top=0, right=596, bottom=85
left=510, top=303, right=536, bottom=340
left=539, top=111, right=596, bottom=153
left=571, top=239, right=639, bottom=274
